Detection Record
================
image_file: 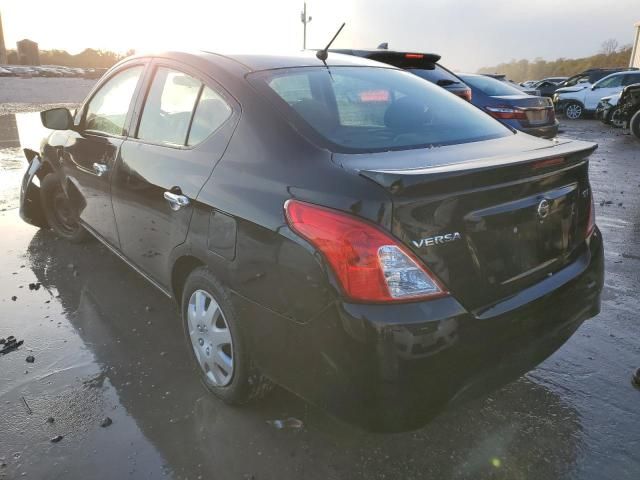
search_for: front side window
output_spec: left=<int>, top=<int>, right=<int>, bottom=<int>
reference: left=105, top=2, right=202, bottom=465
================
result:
left=137, top=68, right=201, bottom=146
left=84, top=66, right=144, bottom=135
left=595, top=75, right=623, bottom=89
left=252, top=67, right=510, bottom=152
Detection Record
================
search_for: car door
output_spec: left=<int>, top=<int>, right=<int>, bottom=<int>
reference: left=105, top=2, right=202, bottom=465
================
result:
left=111, top=60, right=238, bottom=288
left=584, top=74, right=624, bottom=109
left=62, top=63, right=147, bottom=246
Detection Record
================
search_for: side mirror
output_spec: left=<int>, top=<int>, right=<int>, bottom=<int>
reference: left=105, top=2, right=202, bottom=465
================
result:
left=40, top=108, right=73, bottom=130
left=591, top=85, right=597, bottom=90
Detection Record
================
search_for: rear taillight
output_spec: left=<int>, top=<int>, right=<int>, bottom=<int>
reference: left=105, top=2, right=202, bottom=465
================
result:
left=285, top=200, right=447, bottom=303
left=457, top=89, right=472, bottom=102
left=586, top=189, right=596, bottom=237
left=485, top=106, right=527, bottom=120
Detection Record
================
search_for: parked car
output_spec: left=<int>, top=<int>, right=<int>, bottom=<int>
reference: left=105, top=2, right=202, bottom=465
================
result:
left=332, top=48, right=472, bottom=101
left=458, top=73, right=558, bottom=138
left=554, top=70, right=640, bottom=119
left=555, top=68, right=634, bottom=92
left=617, top=82, right=640, bottom=138
left=482, top=74, right=539, bottom=95
left=5, top=65, right=39, bottom=77
left=542, top=77, right=568, bottom=84
left=19, top=51, right=603, bottom=432
left=520, top=80, right=539, bottom=88
left=0, top=66, right=12, bottom=77
left=533, top=78, right=568, bottom=98
left=595, top=93, right=623, bottom=127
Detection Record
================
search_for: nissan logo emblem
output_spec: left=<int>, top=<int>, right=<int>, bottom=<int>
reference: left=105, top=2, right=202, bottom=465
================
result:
left=537, top=199, right=551, bottom=219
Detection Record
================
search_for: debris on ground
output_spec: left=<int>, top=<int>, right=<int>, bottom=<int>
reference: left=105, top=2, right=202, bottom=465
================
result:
left=0, top=336, right=24, bottom=355
left=632, top=368, right=640, bottom=389
left=11, top=295, right=17, bottom=301
left=266, top=417, right=304, bottom=430
left=50, top=435, right=63, bottom=443
left=21, top=396, right=32, bottom=414
left=46, top=417, right=55, bottom=423
left=25, top=355, right=35, bottom=363
left=100, top=417, right=113, bottom=428
left=28, top=282, right=41, bottom=291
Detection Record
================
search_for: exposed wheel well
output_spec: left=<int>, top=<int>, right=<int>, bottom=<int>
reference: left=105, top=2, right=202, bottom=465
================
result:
left=171, top=255, right=206, bottom=302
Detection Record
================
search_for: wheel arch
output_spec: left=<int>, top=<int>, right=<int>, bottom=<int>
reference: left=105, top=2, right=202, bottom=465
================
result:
left=170, top=254, right=207, bottom=303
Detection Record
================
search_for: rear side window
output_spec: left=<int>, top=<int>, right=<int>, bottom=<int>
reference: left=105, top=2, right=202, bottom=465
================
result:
left=137, top=68, right=232, bottom=146
left=84, top=66, right=144, bottom=135
left=137, top=68, right=201, bottom=146
left=623, top=73, right=640, bottom=86
left=252, top=66, right=510, bottom=152
left=187, top=86, right=232, bottom=145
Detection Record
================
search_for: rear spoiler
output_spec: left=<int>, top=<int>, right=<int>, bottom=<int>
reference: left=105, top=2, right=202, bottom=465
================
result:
left=358, top=139, right=597, bottom=191
left=330, top=49, right=441, bottom=68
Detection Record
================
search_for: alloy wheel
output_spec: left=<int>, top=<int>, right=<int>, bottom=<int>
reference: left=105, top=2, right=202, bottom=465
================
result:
left=610, top=108, right=624, bottom=128
left=187, top=289, right=234, bottom=386
left=565, top=103, right=582, bottom=120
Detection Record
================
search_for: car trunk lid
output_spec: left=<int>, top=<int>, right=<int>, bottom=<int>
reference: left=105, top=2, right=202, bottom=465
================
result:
left=334, top=135, right=597, bottom=311
left=491, top=95, right=556, bottom=126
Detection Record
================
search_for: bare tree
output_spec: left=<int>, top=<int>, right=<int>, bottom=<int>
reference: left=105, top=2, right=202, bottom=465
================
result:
left=601, top=39, right=619, bottom=55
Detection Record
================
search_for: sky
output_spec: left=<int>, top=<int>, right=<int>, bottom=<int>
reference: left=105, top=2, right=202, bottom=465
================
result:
left=1, top=0, right=638, bottom=71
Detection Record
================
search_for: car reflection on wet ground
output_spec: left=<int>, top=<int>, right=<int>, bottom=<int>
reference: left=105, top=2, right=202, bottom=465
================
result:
left=0, top=109, right=639, bottom=479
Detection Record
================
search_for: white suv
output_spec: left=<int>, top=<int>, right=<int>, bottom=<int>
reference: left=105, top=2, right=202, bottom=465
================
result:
left=554, top=71, right=640, bottom=119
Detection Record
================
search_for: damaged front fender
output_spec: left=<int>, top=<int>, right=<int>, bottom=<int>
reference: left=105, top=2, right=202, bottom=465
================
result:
left=19, top=148, right=48, bottom=228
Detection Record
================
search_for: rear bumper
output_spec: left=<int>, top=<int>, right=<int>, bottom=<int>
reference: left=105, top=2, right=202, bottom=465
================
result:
left=237, top=229, right=603, bottom=432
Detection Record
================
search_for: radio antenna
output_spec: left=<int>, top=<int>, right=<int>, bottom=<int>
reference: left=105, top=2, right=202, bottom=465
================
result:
left=316, top=23, right=346, bottom=61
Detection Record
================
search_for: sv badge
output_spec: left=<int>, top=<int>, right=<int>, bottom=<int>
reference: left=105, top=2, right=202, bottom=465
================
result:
left=412, top=232, right=462, bottom=248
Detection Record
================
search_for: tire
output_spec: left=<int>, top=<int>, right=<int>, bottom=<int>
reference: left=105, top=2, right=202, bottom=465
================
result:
left=630, top=110, right=640, bottom=139
left=564, top=102, right=584, bottom=120
left=40, top=173, right=90, bottom=243
left=608, top=107, right=625, bottom=128
left=181, top=267, right=273, bottom=404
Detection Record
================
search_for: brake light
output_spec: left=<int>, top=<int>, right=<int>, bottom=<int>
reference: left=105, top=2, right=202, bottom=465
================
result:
left=457, top=89, right=472, bottom=102
left=405, top=53, right=424, bottom=59
left=285, top=200, right=447, bottom=303
left=586, top=189, right=596, bottom=237
left=485, top=106, right=527, bottom=120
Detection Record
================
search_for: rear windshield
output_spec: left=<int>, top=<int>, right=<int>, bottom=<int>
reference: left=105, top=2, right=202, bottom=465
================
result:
left=458, top=74, right=525, bottom=96
left=407, top=65, right=463, bottom=88
left=250, top=66, right=510, bottom=153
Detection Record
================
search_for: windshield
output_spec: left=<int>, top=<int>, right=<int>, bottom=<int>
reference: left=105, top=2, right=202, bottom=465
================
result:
left=250, top=66, right=510, bottom=153
left=407, top=65, right=462, bottom=87
left=560, top=74, right=588, bottom=87
left=458, top=74, right=526, bottom=96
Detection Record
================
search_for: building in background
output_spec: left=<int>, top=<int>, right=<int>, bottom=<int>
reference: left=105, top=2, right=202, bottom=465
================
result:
left=0, top=12, right=7, bottom=64
left=17, top=38, right=39, bottom=65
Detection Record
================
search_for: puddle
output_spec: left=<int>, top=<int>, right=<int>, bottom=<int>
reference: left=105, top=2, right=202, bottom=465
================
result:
left=0, top=112, right=53, bottom=211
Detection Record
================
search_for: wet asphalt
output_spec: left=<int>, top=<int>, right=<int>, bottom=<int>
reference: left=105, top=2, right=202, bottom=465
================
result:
left=0, top=107, right=639, bottom=480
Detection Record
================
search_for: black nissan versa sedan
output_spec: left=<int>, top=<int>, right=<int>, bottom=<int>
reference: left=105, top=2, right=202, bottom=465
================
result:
left=19, top=50, right=604, bottom=432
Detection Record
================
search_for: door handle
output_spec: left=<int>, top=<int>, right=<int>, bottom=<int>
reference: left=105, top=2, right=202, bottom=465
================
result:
left=92, top=163, right=108, bottom=176
left=164, top=191, right=190, bottom=211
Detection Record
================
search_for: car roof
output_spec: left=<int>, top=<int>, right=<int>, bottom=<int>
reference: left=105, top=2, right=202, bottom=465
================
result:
left=122, top=50, right=396, bottom=74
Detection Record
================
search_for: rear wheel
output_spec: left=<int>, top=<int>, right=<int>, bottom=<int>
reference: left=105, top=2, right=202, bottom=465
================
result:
left=608, top=107, right=625, bottom=128
left=40, top=174, right=89, bottom=243
left=630, top=110, right=640, bottom=139
left=181, top=267, right=273, bottom=404
left=564, top=102, right=583, bottom=120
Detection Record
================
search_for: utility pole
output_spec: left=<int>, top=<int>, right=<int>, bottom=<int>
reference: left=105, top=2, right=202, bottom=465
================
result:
left=300, top=2, right=312, bottom=50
